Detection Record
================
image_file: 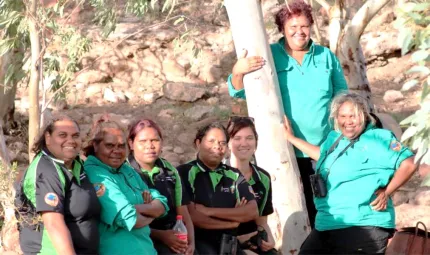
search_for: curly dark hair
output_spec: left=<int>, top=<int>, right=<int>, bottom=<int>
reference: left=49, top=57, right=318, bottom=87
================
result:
left=275, top=0, right=314, bottom=33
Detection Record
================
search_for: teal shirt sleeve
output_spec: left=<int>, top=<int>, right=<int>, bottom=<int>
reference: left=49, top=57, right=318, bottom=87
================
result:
left=373, top=130, right=414, bottom=170
left=227, top=74, right=246, bottom=99
left=148, top=188, right=169, bottom=218
left=91, top=175, right=137, bottom=231
left=330, top=52, right=348, bottom=96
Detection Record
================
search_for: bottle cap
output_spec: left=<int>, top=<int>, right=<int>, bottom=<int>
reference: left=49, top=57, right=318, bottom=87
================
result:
left=176, top=215, right=183, bottom=220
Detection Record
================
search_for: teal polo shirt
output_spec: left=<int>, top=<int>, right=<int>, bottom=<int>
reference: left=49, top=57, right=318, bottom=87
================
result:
left=314, top=124, right=414, bottom=231
left=228, top=38, right=348, bottom=157
left=84, top=155, right=169, bottom=255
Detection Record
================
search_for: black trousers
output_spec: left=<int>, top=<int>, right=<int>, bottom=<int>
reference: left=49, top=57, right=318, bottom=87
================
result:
left=299, top=227, right=394, bottom=254
left=297, top=158, right=317, bottom=229
left=195, top=239, right=246, bottom=255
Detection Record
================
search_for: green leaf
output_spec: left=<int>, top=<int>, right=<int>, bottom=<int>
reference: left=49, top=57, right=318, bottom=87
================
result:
left=399, top=28, right=413, bottom=55
left=412, top=50, right=429, bottom=62
left=407, top=65, right=430, bottom=75
left=412, top=3, right=430, bottom=12
left=174, top=16, right=184, bottom=26
left=402, top=79, right=419, bottom=91
left=401, top=126, right=418, bottom=142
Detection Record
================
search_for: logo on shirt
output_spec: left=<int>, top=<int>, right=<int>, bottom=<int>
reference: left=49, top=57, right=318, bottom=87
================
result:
left=94, top=183, right=106, bottom=197
left=390, top=140, right=402, bottom=151
left=249, top=186, right=256, bottom=198
left=44, top=193, right=59, bottom=207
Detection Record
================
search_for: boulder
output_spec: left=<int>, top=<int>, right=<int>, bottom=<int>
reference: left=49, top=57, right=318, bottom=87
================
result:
left=76, top=70, right=110, bottom=85
left=383, top=90, right=404, bottom=103
left=163, top=82, right=208, bottom=102
left=184, top=105, right=213, bottom=121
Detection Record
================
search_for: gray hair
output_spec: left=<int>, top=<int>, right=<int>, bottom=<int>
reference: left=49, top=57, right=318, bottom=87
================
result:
left=330, top=92, right=376, bottom=132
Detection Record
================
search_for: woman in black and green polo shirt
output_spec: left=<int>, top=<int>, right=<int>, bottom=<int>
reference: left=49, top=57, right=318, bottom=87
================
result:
left=177, top=122, right=259, bottom=254
left=227, top=117, right=277, bottom=255
left=15, top=115, right=100, bottom=255
left=127, top=118, right=195, bottom=255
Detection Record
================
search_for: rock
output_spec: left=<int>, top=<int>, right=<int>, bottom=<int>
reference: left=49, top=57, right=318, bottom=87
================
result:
left=184, top=105, right=213, bottom=121
left=85, top=83, right=104, bottom=99
left=383, top=90, right=404, bottom=103
left=103, top=88, right=118, bottom=103
left=162, top=152, right=180, bottom=165
left=198, top=66, right=223, bottom=84
left=173, top=124, right=181, bottom=132
left=154, top=29, right=177, bottom=42
left=143, top=93, right=160, bottom=103
left=163, top=82, right=208, bottom=102
left=413, top=187, right=430, bottom=206
left=76, top=70, right=110, bottom=85
left=361, top=31, right=399, bottom=61
left=162, top=59, right=186, bottom=82
left=392, top=191, right=409, bottom=206
left=395, top=204, right=430, bottom=229
left=177, top=133, right=195, bottom=146
left=92, top=113, right=131, bottom=129
left=393, top=75, right=405, bottom=84
left=12, top=142, right=25, bottom=151
left=173, top=147, right=185, bottom=154
left=206, top=97, right=219, bottom=105
left=163, top=146, right=174, bottom=152
left=158, top=109, right=175, bottom=118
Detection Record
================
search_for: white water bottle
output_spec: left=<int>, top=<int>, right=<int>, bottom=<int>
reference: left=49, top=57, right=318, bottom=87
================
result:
left=173, top=215, right=188, bottom=242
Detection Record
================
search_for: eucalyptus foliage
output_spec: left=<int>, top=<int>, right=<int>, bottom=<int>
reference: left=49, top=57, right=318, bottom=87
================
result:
left=396, top=2, right=430, bottom=165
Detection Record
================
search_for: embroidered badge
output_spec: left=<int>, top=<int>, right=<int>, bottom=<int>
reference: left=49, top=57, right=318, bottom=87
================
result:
left=94, top=183, right=106, bottom=197
left=44, top=193, right=59, bottom=207
left=390, top=140, right=402, bottom=151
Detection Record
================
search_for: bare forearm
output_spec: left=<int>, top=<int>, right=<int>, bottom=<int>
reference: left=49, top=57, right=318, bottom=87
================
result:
left=135, top=200, right=165, bottom=218
left=288, top=136, right=320, bottom=161
left=134, top=214, right=154, bottom=229
left=207, top=202, right=258, bottom=222
left=150, top=229, right=165, bottom=241
left=386, top=157, right=417, bottom=196
left=43, top=218, right=75, bottom=255
left=231, top=73, right=244, bottom=90
left=256, top=216, right=275, bottom=244
left=189, top=206, right=238, bottom=229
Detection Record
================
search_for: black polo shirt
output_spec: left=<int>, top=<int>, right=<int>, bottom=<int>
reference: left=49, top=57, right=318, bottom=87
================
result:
left=177, top=158, right=255, bottom=243
left=128, top=154, right=190, bottom=230
left=15, top=150, right=100, bottom=254
left=237, top=164, right=274, bottom=235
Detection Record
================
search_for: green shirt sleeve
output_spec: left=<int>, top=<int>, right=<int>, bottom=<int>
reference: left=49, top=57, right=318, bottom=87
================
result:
left=227, top=74, right=246, bottom=99
left=330, top=52, right=348, bottom=96
left=148, top=188, right=169, bottom=218
left=92, top=175, right=137, bottom=231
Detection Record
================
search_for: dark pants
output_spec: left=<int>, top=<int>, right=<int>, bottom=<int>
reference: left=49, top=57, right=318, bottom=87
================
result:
left=297, top=158, right=317, bottom=229
left=299, top=227, right=394, bottom=254
left=153, top=239, right=177, bottom=255
left=195, top=239, right=246, bottom=255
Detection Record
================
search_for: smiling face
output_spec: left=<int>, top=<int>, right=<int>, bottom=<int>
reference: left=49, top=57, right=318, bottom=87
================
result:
left=94, top=128, right=127, bottom=169
left=45, top=120, right=81, bottom=167
left=229, top=127, right=256, bottom=162
left=196, top=128, right=227, bottom=169
left=129, top=127, right=162, bottom=171
left=336, top=101, right=366, bottom=140
left=283, top=14, right=311, bottom=51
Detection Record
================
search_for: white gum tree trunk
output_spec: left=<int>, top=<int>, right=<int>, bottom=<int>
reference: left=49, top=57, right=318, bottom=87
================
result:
left=316, top=0, right=391, bottom=102
left=225, top=0, right=310, bottom=253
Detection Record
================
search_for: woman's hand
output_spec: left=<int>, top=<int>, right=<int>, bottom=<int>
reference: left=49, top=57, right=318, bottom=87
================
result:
left=260, top=239, right=275, bottom=252
left=370, top=188, right=389, bottom=211
left=185, top=240, right=195, bottom=255
left=161, top=230, right=188, bottom=254
left=142, top=191, right=152, bottom=204
left=283, top=115, right=295, bottom=141
left=232, top=49, right=265, bottom=76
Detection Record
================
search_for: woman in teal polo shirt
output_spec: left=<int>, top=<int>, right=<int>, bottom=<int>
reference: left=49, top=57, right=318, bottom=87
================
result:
left=228, top=1, right=348, bottom=228
left=83, top=117, right=169, bottom=255
left=127, top=118, right=195, bottom=255
left=283, top=93, right=417, bottom=254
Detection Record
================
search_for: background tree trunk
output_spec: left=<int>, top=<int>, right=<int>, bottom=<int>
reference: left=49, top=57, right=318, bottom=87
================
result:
left=27, top=0, right=41, bottom=160
left=225, top=0, right=310, bottom=253
left=0, top=51, right=17, bottom=131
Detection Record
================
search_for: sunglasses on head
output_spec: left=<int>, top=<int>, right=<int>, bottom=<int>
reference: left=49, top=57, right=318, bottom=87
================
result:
left=226, top=116, right=255, bottom=130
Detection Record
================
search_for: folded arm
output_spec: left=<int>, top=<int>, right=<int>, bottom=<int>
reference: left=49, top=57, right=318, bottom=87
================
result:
left=187, top=203, right=239, bottom=230
left=202, top=200, right=258, bottom=223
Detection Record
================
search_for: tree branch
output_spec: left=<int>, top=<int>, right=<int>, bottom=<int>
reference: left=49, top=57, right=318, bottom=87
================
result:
left=314, top=0, right=330, bottom=12
left=350, top=0, right=391, bottom=39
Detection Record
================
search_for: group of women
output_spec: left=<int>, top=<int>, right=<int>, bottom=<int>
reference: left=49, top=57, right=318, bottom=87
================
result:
left=15, top=0, right=418, bottom=254
left=15, top=113, right=277, bottom=255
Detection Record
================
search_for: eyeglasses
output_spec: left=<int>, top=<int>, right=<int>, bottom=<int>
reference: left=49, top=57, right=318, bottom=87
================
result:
left=226, top=116, right=255, bottom=131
